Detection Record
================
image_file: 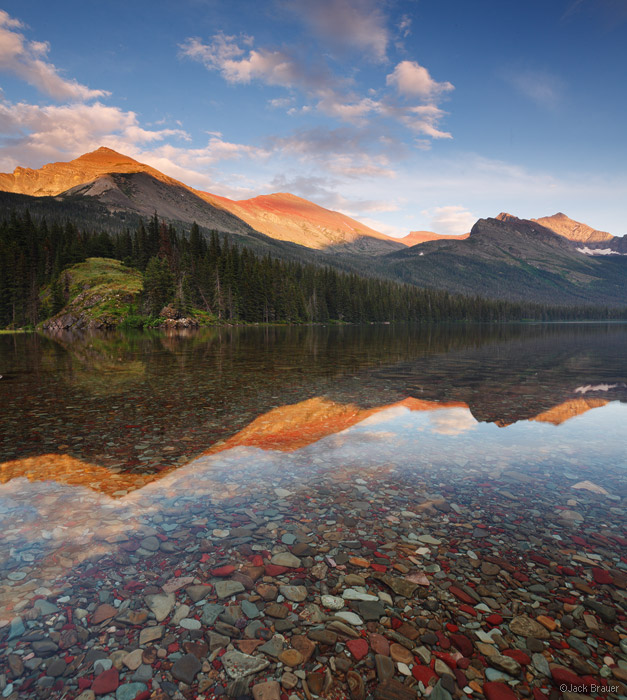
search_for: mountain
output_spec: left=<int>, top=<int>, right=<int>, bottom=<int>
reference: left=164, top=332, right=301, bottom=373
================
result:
left=1, top=149, right=626, bottom=307
left=382, top=212, right=627, bottom=305
left=0, top=146, right=189, bottom=196
left=61, top=171, right=257, bottom=238
left=2, top=392, right=617, bottom=498
left=532, top=212, right=627, bottom=254
left=400, top=231, right=469, bottom=246
left=204, top=191, right=402, bottom=254
left=532, top=212, right=613, bottom=243
left=0, top=148, right=401, bottom=255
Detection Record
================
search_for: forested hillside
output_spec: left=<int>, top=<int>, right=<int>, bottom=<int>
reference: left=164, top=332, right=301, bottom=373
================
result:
left=1, top=210, right=624, bottom=330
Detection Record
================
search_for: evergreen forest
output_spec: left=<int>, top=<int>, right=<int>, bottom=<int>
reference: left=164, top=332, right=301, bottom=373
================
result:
left=1, top=210, right=625, bottom=329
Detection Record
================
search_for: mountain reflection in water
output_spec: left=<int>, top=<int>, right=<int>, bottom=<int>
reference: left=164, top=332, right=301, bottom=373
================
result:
left=1, top=323, right=626, bottom=470
left=0, top=323, right=625, bottom=603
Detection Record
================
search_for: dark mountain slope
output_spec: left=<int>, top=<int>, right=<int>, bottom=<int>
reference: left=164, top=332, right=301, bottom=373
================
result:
left=382, top=214, right=627, bottom=306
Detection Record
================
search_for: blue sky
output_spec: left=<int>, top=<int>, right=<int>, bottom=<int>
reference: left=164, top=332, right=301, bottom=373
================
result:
left=1, top=0, right=626, bottom=236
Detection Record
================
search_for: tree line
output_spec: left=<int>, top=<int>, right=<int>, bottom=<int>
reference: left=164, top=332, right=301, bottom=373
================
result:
left=1, top=209, right=625, bottom=329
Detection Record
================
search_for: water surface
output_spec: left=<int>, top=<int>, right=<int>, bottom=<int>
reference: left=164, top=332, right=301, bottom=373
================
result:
left=1, top=323, right=626, bottom=699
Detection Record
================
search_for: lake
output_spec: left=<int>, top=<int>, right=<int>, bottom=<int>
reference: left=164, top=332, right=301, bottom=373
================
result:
left=0, top=323, right=625, bottom=699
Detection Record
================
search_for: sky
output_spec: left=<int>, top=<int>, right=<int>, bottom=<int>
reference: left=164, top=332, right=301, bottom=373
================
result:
left=0, top=0, right=626, bottom=237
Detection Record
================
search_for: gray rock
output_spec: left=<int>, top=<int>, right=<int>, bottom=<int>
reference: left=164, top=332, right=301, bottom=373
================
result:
left=31, top=640, right=58, bottom=656
left=270, top=552, right=301, bottom=568
left=171, top=654, right=201, bottom=684
left=139, top=626, right=163, bottom=645
left=131, top=664, right=153, bottom=683
left=222, top=650, right=270, bottom=679
left=531, top=652, right=551, bottom=677
left=509, top=616, right=550, bottom=640
left=241, top=600, right=261, bottom=619
left=145, top=593, right=175, bottom=622
left=489, top=653, right=521, bottom=677
left=47, top=658, right=67, bottom=677
left=34, top=600, right=60, bottom=615
left=214, top=580, right=245, bottom=599
left=201, top=603, right=225, bottom=625
left=259, top=635, right=286, bottom=658
left=116, top=683, right=148, bottom=700
left=140, top=536, right=160, bottom=551
left=7, top=616, right=25, bottom=641
left=375, top=654, right=394, bottom=683
left=186, top=585, right=212, bottom=603
left=279, top=585, right=308, bottom=602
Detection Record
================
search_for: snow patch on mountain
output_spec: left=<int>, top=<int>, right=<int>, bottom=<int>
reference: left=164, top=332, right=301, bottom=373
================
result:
left=576, top=246, right=624, bottom=256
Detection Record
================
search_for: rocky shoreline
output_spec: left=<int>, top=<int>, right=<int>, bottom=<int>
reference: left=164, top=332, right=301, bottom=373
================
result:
left=1, top=441, right=625, bottom=700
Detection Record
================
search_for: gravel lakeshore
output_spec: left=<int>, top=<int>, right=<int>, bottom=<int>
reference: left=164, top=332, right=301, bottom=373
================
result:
left=1, top=418, right=626, bottom=700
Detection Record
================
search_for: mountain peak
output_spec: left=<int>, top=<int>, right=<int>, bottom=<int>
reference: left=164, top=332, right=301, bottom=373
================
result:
left=0, top=147, right=166, bottom=197
left=532, top=212, right=613, bottom=243
left=495, top=212, right=520, bottom=222
left=75, top=147, right=140, bottom=164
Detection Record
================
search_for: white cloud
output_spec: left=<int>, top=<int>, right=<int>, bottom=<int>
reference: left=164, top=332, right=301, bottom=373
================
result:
left=0, top=101, right=183, bottom=167
left=181, top=33, right=454, bottom=140
left=507, top=69, right=562, bottom=109
left=0, top=10, right=108, bottom=101
left=398, top=15, right=412, bottom=39
left=317, top=94, right=381, bottom=123
left=288, top=0, right=389, bottom=61
left=386, top=61, right=454, bottom=99
left=422, top=205, right=476, bottom=234
left=268, top=96, right=294, bottom=109
left=270, top=128, right=398, bottom=179
left=0, top=98, right=268, bottom=195
left=180, top=33, right=330, bottom=91
left=388, top=104, right=453, bottom=139
left=358, top=217, right=407, bottom=238
left=268, top=173, right=398, bottom=216
left=429, top=408, right=477, bottom=435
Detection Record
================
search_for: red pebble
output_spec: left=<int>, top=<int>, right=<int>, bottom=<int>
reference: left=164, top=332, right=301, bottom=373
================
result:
left=446, top=623, right=458, bottom=633
left=412, top=665, right=437, bottom=684
left=371, top=563, right=387, bottom=572
left=211, top=565, right=236, bottom=577
left=435, top=631, right=450, bottom=649
left=347, top=639, right=369, bottom=661
left=91, top=668, right=119, bottom=695
left=551, top=667, right=591, bottom=691
left=530, top=554, right=551, bottom=566
left=433, top=651, right=457, bottom=669
left=503, top=649, right=530, bottom=665
left=459, top=604, right=477, bottom=617
left=77, top=678, right=92, bottom=690
left=391, top=618, right=402, bottom=629
left=486, top=613, right=503, bottom=626
left=251, top=555, right=264, bottom=566
left=167, top=642, right=179, bottom=653
left=450, top=633, right=474, bottom=657
left=264, top=564, right=288, bottom=576
left=454, top=669, right=467, bottom=687
left=134, top=693, right=151, bottom=700
left=448, top=586, right=474, bottom=604
left=592, top=568, right=613, bottom=584
left=483, top=681, right=519, bottom=700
